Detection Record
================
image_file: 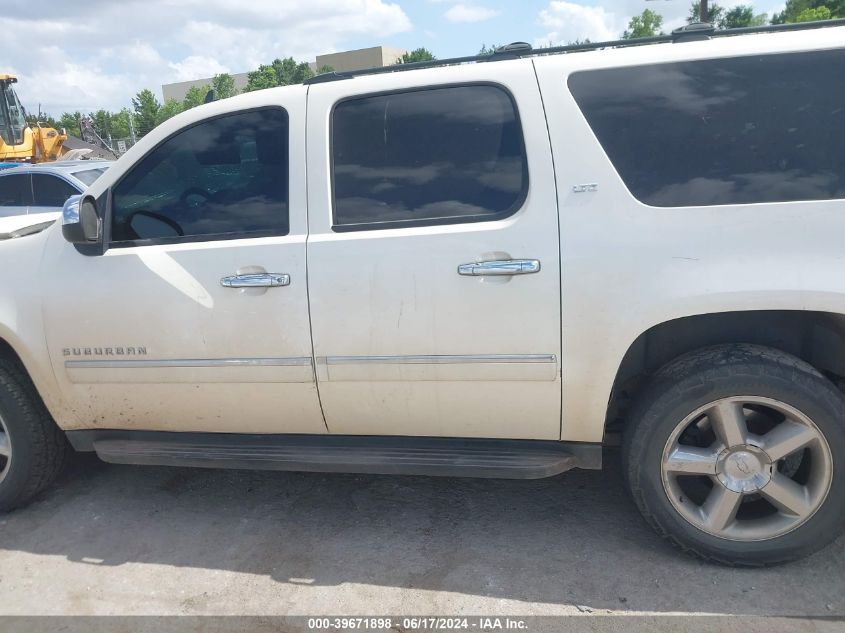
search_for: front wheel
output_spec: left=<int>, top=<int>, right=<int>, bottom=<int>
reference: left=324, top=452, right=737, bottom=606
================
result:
left=623, top=344, right=845, bottom=566
left=0, top=357, right=68, bottom=512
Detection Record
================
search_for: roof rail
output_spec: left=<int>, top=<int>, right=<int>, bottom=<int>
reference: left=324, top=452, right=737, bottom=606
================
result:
left=304, top=17, right=845, bottom=85
left=672, top=21, right=717, bottom=42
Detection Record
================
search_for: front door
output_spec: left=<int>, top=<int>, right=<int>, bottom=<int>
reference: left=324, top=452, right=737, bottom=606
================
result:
left=306, top=61, right=562, bottom=439
left=41, top=89, right=327, bottom=435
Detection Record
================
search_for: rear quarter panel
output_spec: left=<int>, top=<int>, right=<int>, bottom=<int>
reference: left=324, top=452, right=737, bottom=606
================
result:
left=534, top=28, right=845, bottom=442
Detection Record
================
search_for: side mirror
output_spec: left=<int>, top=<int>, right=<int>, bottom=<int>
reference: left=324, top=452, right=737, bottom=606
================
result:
left=62, top=195, right=101, bottom=244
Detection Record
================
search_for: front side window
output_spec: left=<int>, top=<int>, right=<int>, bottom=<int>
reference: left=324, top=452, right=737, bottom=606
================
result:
left=0, top=174, right=31, bottom=206
left=569, top=49, right=845, bottom=207
left=32, top=174, right=78, bottom=207
left=111, top=108, right=289, bottom=245
left=332, top=84, right=528, bottom=231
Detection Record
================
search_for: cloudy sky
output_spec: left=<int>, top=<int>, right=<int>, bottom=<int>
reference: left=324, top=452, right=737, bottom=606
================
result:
left=5, top=0, right=784, bottom=115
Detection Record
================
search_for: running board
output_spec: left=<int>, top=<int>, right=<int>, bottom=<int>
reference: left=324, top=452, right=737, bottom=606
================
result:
left=67, top=432, right=601, bottom=479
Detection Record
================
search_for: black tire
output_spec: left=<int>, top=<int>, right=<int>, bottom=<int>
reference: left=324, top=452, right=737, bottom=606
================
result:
left=623, top=343, right=845, bottom=566
left=0, top=356, right=68, bottom=512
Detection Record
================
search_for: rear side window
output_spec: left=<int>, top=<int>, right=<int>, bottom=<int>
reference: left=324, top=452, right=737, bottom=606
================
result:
left=569, top=49, right=845, bottom=207
left=32, top=174, right=78, bottom=207
left=0, top=173, right=31, bottom=206
left=111, top=108, right=289, bottom=245
left=332, top=84, right=528, bottom=231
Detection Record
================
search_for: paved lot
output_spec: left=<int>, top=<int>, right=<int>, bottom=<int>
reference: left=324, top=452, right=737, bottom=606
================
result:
left=0, top=449, right=842, bottom=624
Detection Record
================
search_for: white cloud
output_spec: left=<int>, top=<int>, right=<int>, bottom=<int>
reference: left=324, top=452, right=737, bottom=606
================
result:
left=536, top=1, right=625, bottom=46
left=445, top=4, right=501, bottom=23
left=0, top=0, right=411, bottom=114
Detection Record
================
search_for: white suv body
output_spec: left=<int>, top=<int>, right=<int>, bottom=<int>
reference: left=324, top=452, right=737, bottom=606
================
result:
left=0, top=24, right=843, bottom=565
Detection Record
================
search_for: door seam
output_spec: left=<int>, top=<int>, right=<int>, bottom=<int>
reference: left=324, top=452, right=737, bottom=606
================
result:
left=303, top=83, right=331, bottom=433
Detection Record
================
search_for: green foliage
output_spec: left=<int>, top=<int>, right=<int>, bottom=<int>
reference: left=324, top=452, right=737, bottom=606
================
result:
left=244, top=58, right=314, bottom=92
left=722, top=5, right=769, bottom=27
left=623, top=9, right=664, bottom=38
left=479, top=43, right=501, bottom=55
left=772, top=0, right=841, bottom=23
left=110, top=108, right=133, bottom=139
left=688, top=2, right=769, bottom=28
left=25, top=112, right=59, bottom=128
left=314, top=65, right=335, bottom=76
left=688, top=2, right=726, bottom=24
left=59, top=112, right=82, bottom=137
left=89, top=109, right=112, bottom=138
left=182, top=84, right=211, bottom=109
left=794, top=5, right=833, bottom=19
left=211, top=73, right=237, bottom=99
left=398, top=48, right=436, bottom=64
left=132, top=89, right=161, bottom=137
left=157, top=99, right=184, bottom=125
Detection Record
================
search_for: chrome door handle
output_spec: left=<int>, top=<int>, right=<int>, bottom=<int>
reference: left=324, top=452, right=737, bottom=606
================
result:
left=220, top=273, right=290, bottom=288
left=457, top=259, right=541, bottom=276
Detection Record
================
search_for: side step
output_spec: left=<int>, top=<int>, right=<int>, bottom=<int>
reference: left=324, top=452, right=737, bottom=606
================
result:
left=68, top=431, right=601, bottom=479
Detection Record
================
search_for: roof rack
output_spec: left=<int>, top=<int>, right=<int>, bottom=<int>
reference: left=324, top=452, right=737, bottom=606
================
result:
left=304, top=17, right=845, bottom=85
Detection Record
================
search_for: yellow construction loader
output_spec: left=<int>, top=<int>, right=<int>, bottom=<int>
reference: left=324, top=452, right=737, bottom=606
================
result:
left=0, top=74, right=69, bottom=163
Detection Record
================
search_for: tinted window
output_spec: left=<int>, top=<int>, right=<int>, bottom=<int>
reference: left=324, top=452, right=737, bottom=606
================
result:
left=111, top=108, right=289, bottom=244
left=569, top=50, right=845, bottom=207
left=0, top=173, right=31, bottom=206
left=332, top=85, right=528, bottom=231
left=32, top=174, right=78, bottom=207
left=72, top=167, right=108, bottom=186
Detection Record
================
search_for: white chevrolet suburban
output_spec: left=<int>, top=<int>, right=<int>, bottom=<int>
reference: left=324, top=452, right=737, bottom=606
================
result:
left=0, top=21, right=843, bottom=566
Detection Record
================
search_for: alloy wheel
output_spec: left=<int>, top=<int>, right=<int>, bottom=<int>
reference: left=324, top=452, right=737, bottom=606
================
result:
left=661, top=396, right=833, bottom=541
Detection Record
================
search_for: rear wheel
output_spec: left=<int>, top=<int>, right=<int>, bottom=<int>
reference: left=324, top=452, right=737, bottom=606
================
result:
left=623, top=344, right=845, bottom=565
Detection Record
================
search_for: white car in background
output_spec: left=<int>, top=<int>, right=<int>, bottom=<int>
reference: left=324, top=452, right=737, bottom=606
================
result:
left=0, top=160, right=113, bottom=235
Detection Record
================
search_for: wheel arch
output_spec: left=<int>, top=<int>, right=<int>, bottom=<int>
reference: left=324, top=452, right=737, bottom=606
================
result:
left=0, top=328, right=65, bottom=427
left=605, top=310, right=845, bottom=437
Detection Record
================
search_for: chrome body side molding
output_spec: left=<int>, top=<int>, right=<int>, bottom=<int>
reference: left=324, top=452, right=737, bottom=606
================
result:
left=324, top=354, right=556, bottom=365
left=64, top=357, right=315, bottom=384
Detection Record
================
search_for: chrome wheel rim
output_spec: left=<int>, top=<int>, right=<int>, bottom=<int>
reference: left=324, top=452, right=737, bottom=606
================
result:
left=0, top=413, right=10, bottom=484
left=661, top=396, right=833, bottom=541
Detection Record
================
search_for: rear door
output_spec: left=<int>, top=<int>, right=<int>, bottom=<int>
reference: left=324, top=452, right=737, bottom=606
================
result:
left=0, top=172, right=31, bottom=216
left=306, top=60, right=562, bottom=440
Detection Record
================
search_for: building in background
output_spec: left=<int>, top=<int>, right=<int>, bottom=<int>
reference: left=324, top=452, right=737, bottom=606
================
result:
left=161, top=45, right=408, bottom=103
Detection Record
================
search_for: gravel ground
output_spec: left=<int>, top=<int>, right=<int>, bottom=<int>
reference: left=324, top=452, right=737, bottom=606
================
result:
left=0, top=449, right=842, bottom=628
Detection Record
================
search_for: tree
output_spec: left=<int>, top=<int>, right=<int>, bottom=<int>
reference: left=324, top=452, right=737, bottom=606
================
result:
left=688, top=1, right=726, bottom=25
left=59, top=112, right=82, bottom=137
left=686, top=1, right=769, bottom=27
left=110, top=108, right=133, bottom=139
left=794, top=5, right=833, bottom=19
left=132, top=89, right=161, bottom=137
left=157, top=99, right=184, bottom=124
left=211, top=73, right=237, bottom=99
left=398, top=48, right=436, bottom=64
left=182, top=84, right=211, bottom=109
left=479, top=43, right=502, bottom=55
left=772, top=0, right=841, bottom=22
left=89, top=109, right=113, bottom=139
left=623, top=9, right=664, bottom=38
left=314, top=65, right=335, bottom=75
left=721, top=5, right=769, bottom=27
left=25, top=112, right=59, bottom=128
left=244, top=58, right=314, bottom=92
